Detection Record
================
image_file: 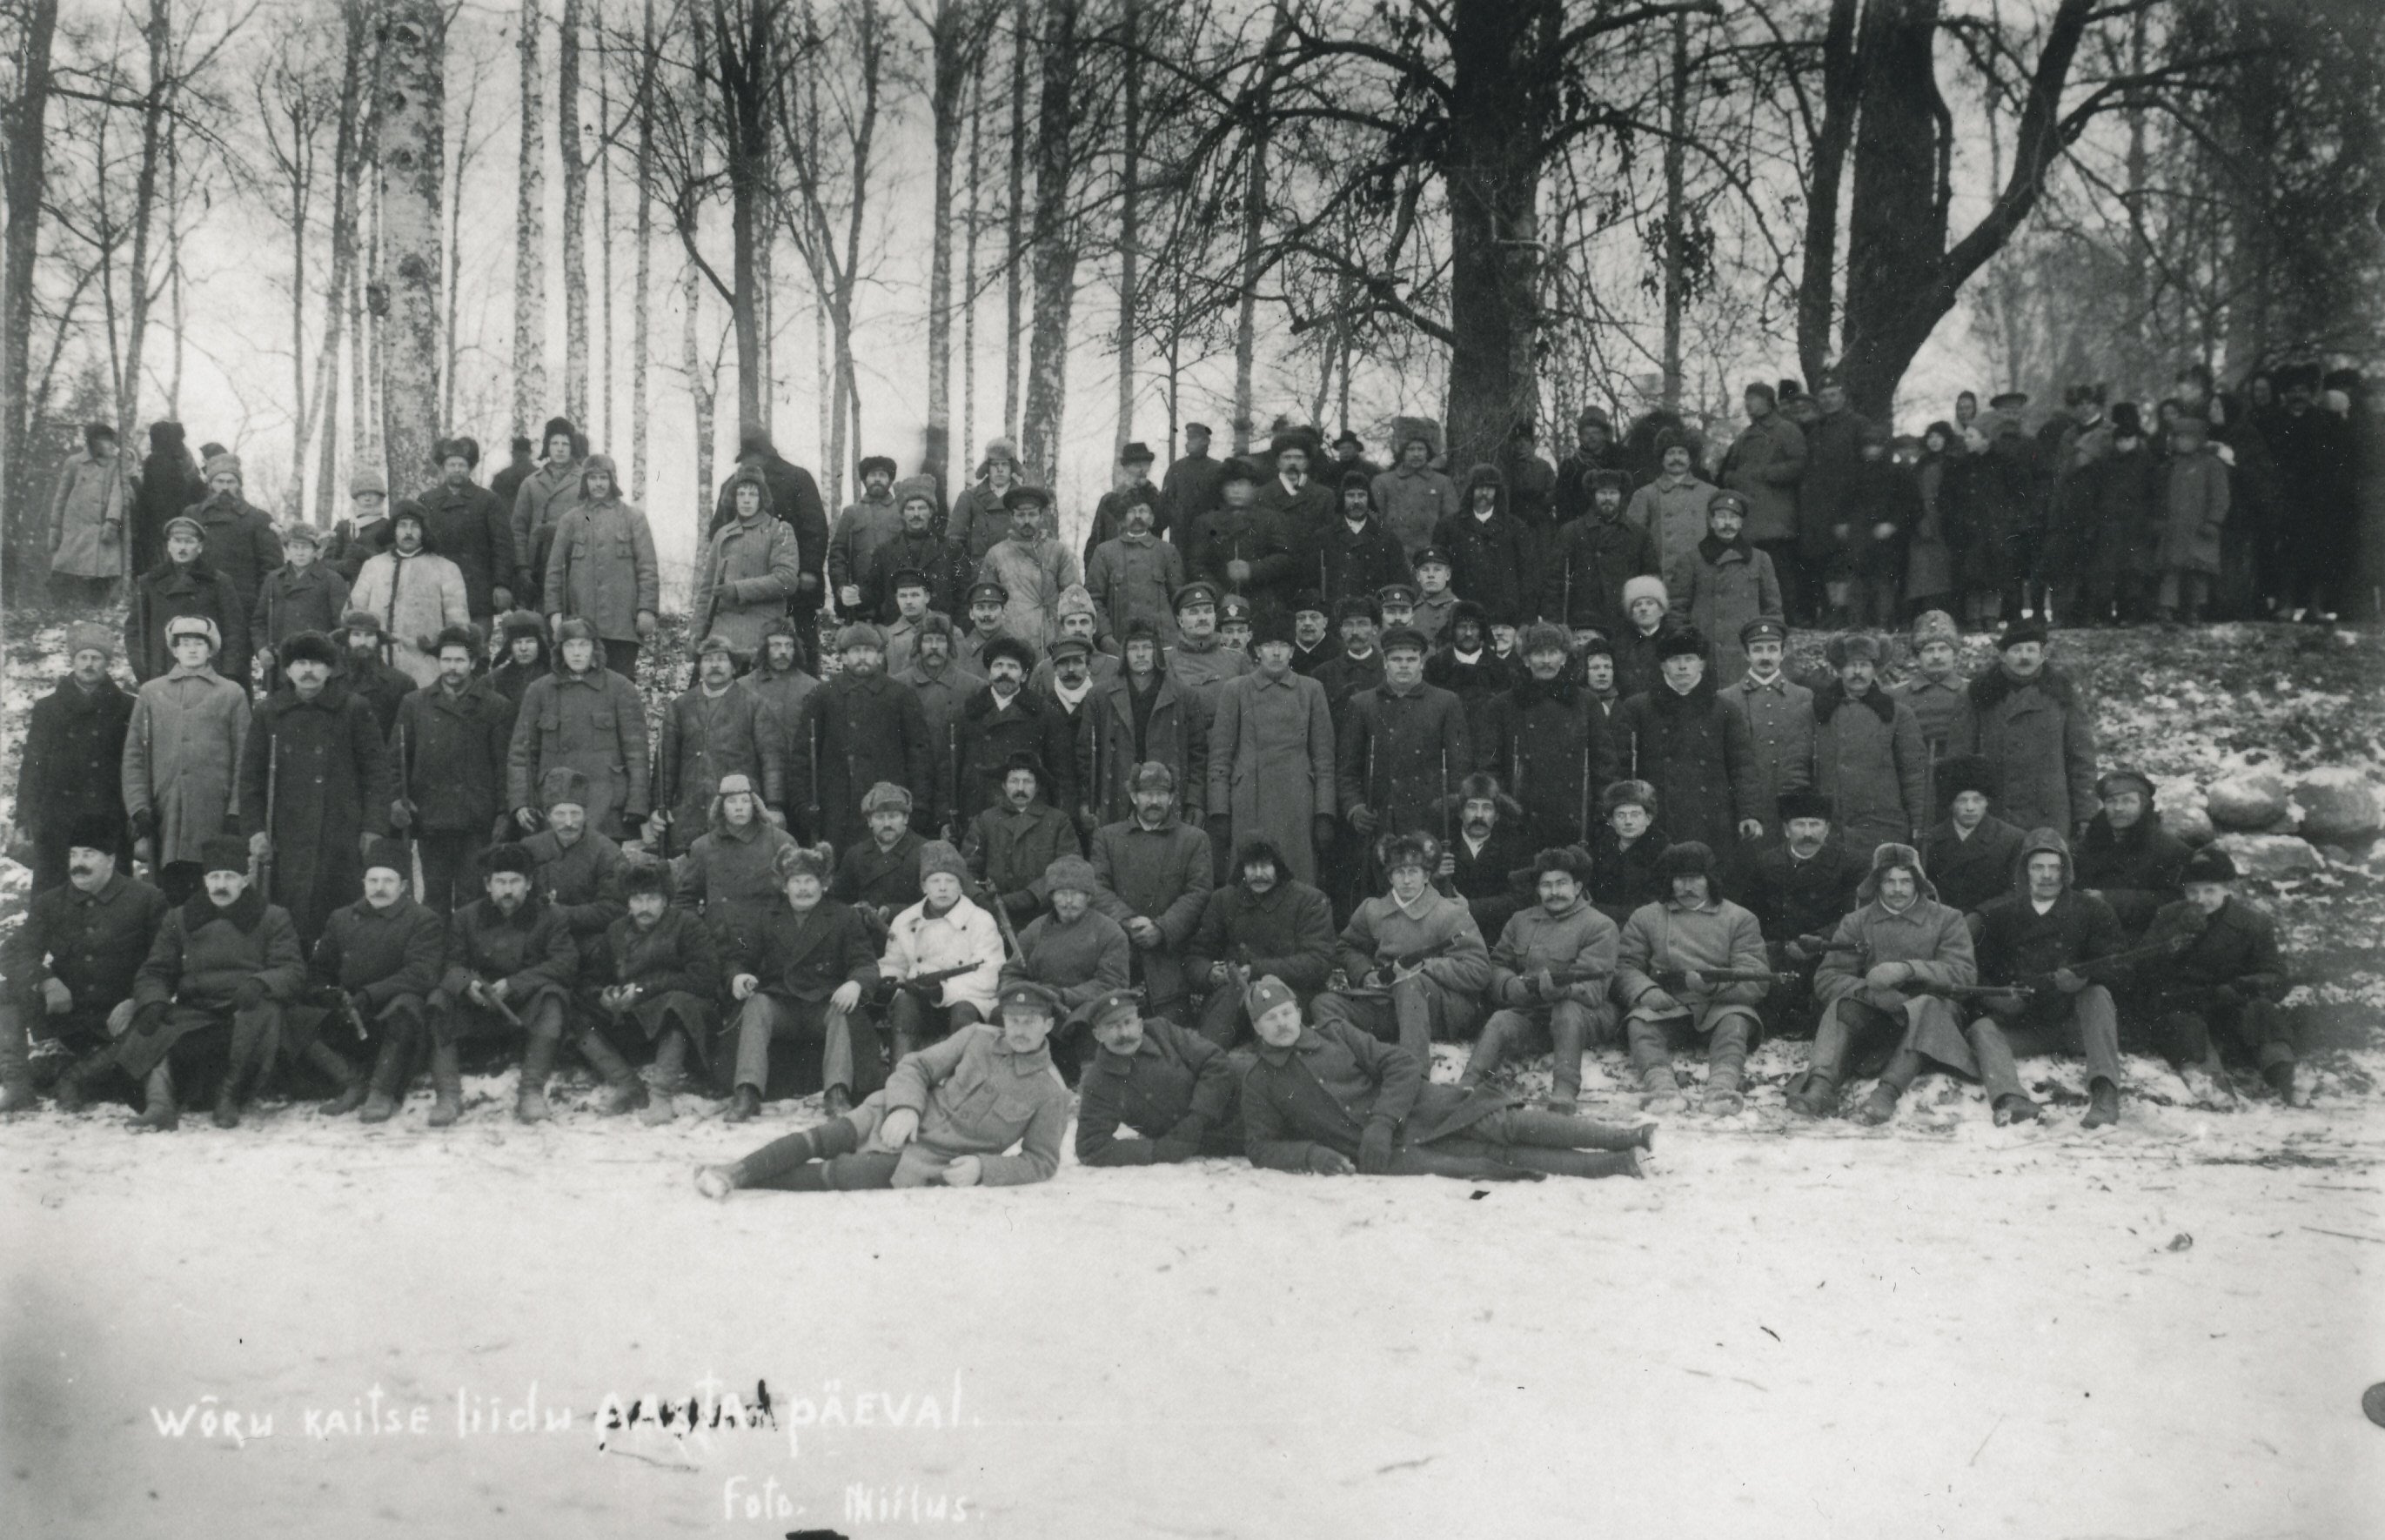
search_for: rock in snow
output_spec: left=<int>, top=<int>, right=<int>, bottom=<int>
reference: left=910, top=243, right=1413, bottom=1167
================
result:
left=2154, top=780, right=2216, bottom=845
left=2292, top=767, right=2383, bottom=843
left=2207, top=767, right=2289, bottom=829
left=2213, top=832, right=2323, bottom=880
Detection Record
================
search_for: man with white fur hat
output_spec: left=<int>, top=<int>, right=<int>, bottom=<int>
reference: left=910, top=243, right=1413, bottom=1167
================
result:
left=123, top=614, right=252, bottom=868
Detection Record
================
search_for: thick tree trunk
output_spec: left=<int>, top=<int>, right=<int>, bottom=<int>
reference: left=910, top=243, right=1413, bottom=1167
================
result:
left=1441, top=0, right=1547, bottom=474
left=290, top=140, right=310, bottom=501
left=1, top=0, right=58, bottom=598
left=1002, top=0, right=1028, bottom=442
left=1017, top=0, right=1080, bottom=490
left=1232, top=2, right=1289, bottom=455
left=379, top=0, right=446, bottom=499
left=598, top=0, right=614, bottom=450
left=961, top=58, right=983, bottom=479
left=167, top=132, right=184, bottom=418
left=514, top=0, right=546, bottom=432
left=1113, top=0, right=1137, bottom=451
left=924, top=1, right=970, bottom=496
left=633, top=0, right=655, bottom=499
left=560, top=0, right=590, bottom=427
left=316, top=1, right=368, bottom=523
left=1659, top=11, right=1688, bottom=411
left=1795, top=0, right=1861, bottom=387
left=721, top=0, right=773, bottom=440
left=119, top=0, right=173, bottom=442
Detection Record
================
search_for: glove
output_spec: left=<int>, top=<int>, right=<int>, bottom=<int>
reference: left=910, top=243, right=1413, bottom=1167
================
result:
left=1151, top=1135, right=1198, bottom=1163
left=1304, top=1145, right=1357, bottom=1175
left=636, top=610, right=658, bottom=639
left=131, top=807, right=157, bottom=843
left=1312, top=814, right=1337, bottom=852
left=233, top=978, right=269, bottom=1010
left=40, top=977, right=73, bottom=1014
left=389, top=799, right=413, bottom=830
left=132, top=1001, right=170, bottom=1036
left=491, top=586, right=514, bottom=612
left=1358, top=1119, right=1395, bottom=1175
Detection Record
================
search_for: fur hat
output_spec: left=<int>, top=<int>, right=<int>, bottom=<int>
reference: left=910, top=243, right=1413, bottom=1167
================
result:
left=1122, top=616, right=1163, bottom=646
left=1128, top=760, right=1177, bottom=794
left=1574, top=629, right=1615, bottom=661
left=1602, top=779, right=1658, bottom=817
left=981, top=633, right=1035, bottom=673
left=485, top=842, right=537, bottom=878
left=1868, top=841, right=1925, bottom=881
left=1219, top=457, right=1265, bottom=486
left=432, top=436, right=480, bottom=469
left=64, top=621, right=117, bottom=660
left=1531, top=846, right=1593, bottom=884
left=539, top=767, right=592, bottom=810
left=1253, top=609, right=1297, bottom=648
left=1377, top=833, right=1434, bottom=874
left=1000, top=750, right=1048, bottom=788
left=499, top=609, right=546, bottom=643
left=389, top=499, right=431, bottom=538
left=856, top=454, right=898, bottom=482
left=1334, top=593, right=1383, bottom=626
left=280, top=520, right=326, bottom=548
left=1656, top=841, right=1715, bottom=882
left=1043, top=854, right=1099, bottom=896
left=623, top=856, right=675, bottom=897
left=1243, top=974, right=1296, bottom=1022
left=1824, top=632, right=1883, bottom=668
left=163, top=614, right=221, bottom=650
left=2181, top=846, right=2236, bottom=884
left=340, top=609, right=385, bottom=636
left=1655, top=626, right=1708, bottom=662
left=1443, top=770, right=1521, bottom=820
left=835, top=622, right=888, bottom=654
left=65, top=813, right=124, bottom=854
left=773, top=842, right=834, bottom=885
left=201, top=452, right=244, bottom=484
left=1910, top=610, right=1960, bottom=647
left=1777, top=789, right=1833, bottom=824
left=278, top=631, right=341, bottom=669
left=2096, top=768, right=2156, bottom=802
left=1588, top=467, right=1630, bottom=493
left=1001, top=484, right=1053, bottom=513
left=979, top=436, right=1019, bottom=467
left=1055, top=583, right=1098, bottom=619
left=362, top=837, right=412, bottom=877
left=200, top=835, right=251, bottom=876
left=542, top=417, right=578, bottom=446
left=554, top=616, right=600, bottom=646
left=1622, top=574, right=1670, bottom=610
left=1520, top=621, right=1571, bottom=657
left=1997, top=617, right=2048, bottom=651
left=432, top=624, right=481, bottom=659
left=1935, top=753, right=1999, bottom=805
left=917, top=840, right=969, bottom=886
left=713, top=773, right=757, bottom=800
left=861, top=780, right=913, bottom=814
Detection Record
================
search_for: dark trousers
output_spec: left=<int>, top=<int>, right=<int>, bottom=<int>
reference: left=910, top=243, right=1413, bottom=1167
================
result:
left=414, top=829, right=483, bottom=914
left=1754, top=539, right=1806, bottom=624
left=48, top=572, right=117, bottom=606
left=1967, top=985, right=2121, bottom=1100
left=2142, top=995, right=2294, bottom=1073
left=603, top=639, right=641, bottom=680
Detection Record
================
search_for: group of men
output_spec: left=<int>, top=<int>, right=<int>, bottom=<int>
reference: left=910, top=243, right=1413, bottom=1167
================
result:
left=4, top=401, right=2306, bottom=1182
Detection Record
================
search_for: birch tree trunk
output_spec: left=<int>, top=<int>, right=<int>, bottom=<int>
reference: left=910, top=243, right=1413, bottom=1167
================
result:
left=559, top=0, right=590, bottom=427
left=1232, top=2, right=1290, bottom=454
left=1002, top=0, right=1028, bottom=442
left=1658, top=11, right=1686, bottom=410
left=1017, top=0, right=1079, bottom=489
left=1, top=0, right=59, bottom=594
left=961, top=58, right=982, bottom=482
left=633, top=0, right=654, bottom=500
left=686, top=257, right=715, bottom=517
left=314, top=1, right=368, bottom=522
left=598, top=0, right=614, bottom=452
left=922, top=0, right=973, bottom=496
left=443, top=64, right=484, bottom=434
left=1113, top=0, right=1137, bottom=451
left=380, top=0, right=446, bottom=497
left=167, top=132, right=184, bottom=418
left=513, top=0, right=547, bottom=432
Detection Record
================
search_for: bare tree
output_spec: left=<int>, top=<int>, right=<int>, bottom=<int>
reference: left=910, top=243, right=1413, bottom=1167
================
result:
left=513, top=0, right=546, bottom=432
left=378, top=0, right=445, bottom=491
left=559, top=0, right=589, bottom=425
left=908, top=0, right=1002, bottom=491
left=1001, top=0, right=1028, bottom=441
left=1, top=0, right=62, bottom=593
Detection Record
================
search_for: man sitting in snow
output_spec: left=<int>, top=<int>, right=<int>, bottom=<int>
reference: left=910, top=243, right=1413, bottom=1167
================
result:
left=2127, top=845, right=2301, bottom=1108
left=1311, top=834, right=1492, bottom=1068
left=1613, top=840, right=1770, bottom=1115
left=693, top=980, right=1072, bottom=1195
left=877, top=840, right=1007, bottom=1061
left=1963, top=828, right=2129, bottom=1129
left=1459, top=847, right=1617, bottom=1113
left=1241, top=974, right=1650, bottom=1180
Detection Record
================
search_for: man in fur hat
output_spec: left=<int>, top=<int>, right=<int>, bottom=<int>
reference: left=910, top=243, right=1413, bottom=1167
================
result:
left=391, top=625, right=515, bottom=914
left=308, top=836, right=447, bottom=1122
left=1612, top=626, right=1764, bottom=867
left=590, top=858, right=717, bottom=1125
left=786, top=622, right=934, bottom=853
left=432, top=842, right=586, bottom=1124
left=184, top=450, right=285, bottom=629
left=828, top=781, right=928, bottom=927
left=348, top=502, right=472, bottom=687
left=1313, top=832, right=1491, bottom=1066
left=518, top=767, right=633, bottom=981
left=671, top=771, right=801, bottom=960
left=418, top=436, right=518, bottom=622
left=877, top=840, right=1007, bottom=1060
left=0, top=815, right=171, bottom=1112
left=542, top=454, right=660, bottom=679
left=1480, top=622, right=1614, bottom=855
left=338, top=609, right=422, bottom=735
left=828, top=454, right=905, bottom=613
left=1462, top=846, right=1618, bottom=1111
left=1887, top=609, right=1966, bottom=761
left=1437, top=771, right=1532, bottom=941
left=653, top=634, right=785, bottom=854
left=1000, top=854, right=1131, bottom=1081
left=1919, top=753, right=2027, bottom=915
left=1787, top=841, right=1979, bottom=1123
left=116, top=834, right=306, bottom=1131
left=14, top=622, right=135, bottom=892
left=2130, top=846, right=2301, bottom=1106
left=722, top=840, right=881, bottom=1120
left=509, top=417, right=586, bottom=607
left=1614, top=840, right=1769, bottom=1115
left=1184, top=837, right=1337, bottom=1050
left=1951, top=617, right=2099, bottom=838
left=692, top=464, right=802, bottom=666
left=239, top=629, right=394, bottom=947
left=507, top=616, right=652, bottom=840
left=1812, top=630, right=1929, bottom=852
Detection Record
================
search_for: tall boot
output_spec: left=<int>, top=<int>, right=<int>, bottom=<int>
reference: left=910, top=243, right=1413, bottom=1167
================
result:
left=0, top=1020, right=32, bottom=1114
left=54, top=1049, right=113, bottom=1114
left=514, top=1033, right=559, bottom=1122
left=1494, top=1146, right=1644, bottom=1180
left=214, top=1008, right=271, bottom=1128
left=425, top=1041, right=464, bottom=1127
left=1504, top=1107, right=1648, bottom=1152
left=127, top=1062, right=178, bottom=1132
left=306, top=1041, right=367, bottom=1115
left=2081, top=1076, right=2121, bottom=1130
left=706, top=1115, right=863, bottom=1194
left=359, top=1034, right=413, bottom=1123
left=577, top=1030, right=649, bottom=1115
left=639, top=1033, right=686, bottom=1125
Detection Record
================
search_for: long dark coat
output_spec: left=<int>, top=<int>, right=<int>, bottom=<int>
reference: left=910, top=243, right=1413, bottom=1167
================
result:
left=1480, top=677, right=1617, bottom=854
left=1812, top=682, right=1930, bottom=852
left=238, top=680, right=393, bottom=946
left=1335, top=680, right=1472, bottom=840
left=506, top=665, right=652, bottom=837
left=734, top=895, right=880, bottom=1004
left=1241, top=1018, right=1507, bottom=1171
left=1953, top=664, right=2099, bottom=837
left=1190, top=503, right=1309, bottom=626
left=599, top=907, right=720, bottom=1042
left=1, top=872, right=170, bottom=1022
left=2073, top=812, right=2192, bottom=938
left=1088, top=815, right=1215, bottom=1013
left=1089, top=669, right=1211, bottom=827
left=1919, top=814, right=2028, bottom=917
left=309, top=894, right=447, bottom=1008
left=129, top=438, right=204, bottom=576
left=1075, top=1017, right=1243, bottom=1166
left=185, top=491, right=285, bottom=624
left=1316, top=515, right=1410, bottom=613
left=1613, top=676, right=1762, bottom=854
left=787, top=670, right=935, bottom=852
left=1432, top=496, right=1534, bottom=626
left=440, top=895, right=580, bottom=1021
left=16, top=676, right=136, bottom=881
left=654, top=684, right=785, bottom=835
left=954, top=686, right=1080, bottom=827
left=391, top=676, right=514, bottom=836
left=119, top=888, right=306, bottom=1076
left=1745, top=838, right=1870, bottom=945
left=128, top=559, right=251, bottom=685
left=414, top=480, right=519, bottom=619
left=251, top=563, right=353, bottom=659
left=1184, top=870, right=1337, bottom=1001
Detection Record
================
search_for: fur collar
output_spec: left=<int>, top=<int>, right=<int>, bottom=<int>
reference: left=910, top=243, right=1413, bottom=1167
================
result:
left=1812, top=679, right=1898, bottom=725
left=182, top=885, right=267, bottom=935
left=1511, top=673, right=1578, bottom=709
left=1697, top=532, right=1752, bottom=565
left=1966, top=660, right=2075, bottom=712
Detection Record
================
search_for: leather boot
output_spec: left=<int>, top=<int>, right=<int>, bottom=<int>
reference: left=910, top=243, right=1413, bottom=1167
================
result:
left=54, top=1052, right=105, bottom=1114
left=578, top=1031, right=648, bottom=1115
left=1497, top=1146, right=1643, bottom=1180
left=2264, top=1062, right=2301, bottom=1106
left=359, top=1034, right=412, bottom=1123
left=1853, top=1083, right=1899, bottom=1125
left=646, top=1031, right=688, bottom=1095
left=1784, top=1072, right=1837, bottom=1118
left=1993, top=1092, right=2040, bottom=1126
left=515, top=1034, right=558, bottom=1122
left=307, top=1041, right=368, bottom=1115
left=425, top=1041, right=464, bottom=1127
left=127, top=1063, right=178, bottom=1132
left=2082, top=1076, right=2121, bottom=1130
left=724, top=1084, right=762, bottom=1123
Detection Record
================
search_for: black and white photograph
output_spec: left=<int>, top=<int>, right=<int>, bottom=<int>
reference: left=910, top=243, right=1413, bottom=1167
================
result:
left=1, top=0, right=2381, bottom=1534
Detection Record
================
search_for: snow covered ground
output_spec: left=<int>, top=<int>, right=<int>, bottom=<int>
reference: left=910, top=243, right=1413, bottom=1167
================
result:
left=4, top=608, right=2382, bottom=1537
left=3, top=1048, right=2382, bottom=1539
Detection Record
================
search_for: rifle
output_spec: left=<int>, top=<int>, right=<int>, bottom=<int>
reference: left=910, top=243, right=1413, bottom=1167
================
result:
left=945, top=722, right=960, bottom=840
left=395, top=721, right=425, bottom=900
left=258, top=733, right=279, bottom=902
left=470, top=979, right=526, bottom=1028
left=868, top=961, right=982, bottom=1009
left=1339, top=939, right=1457, bottom=997
left=976, top=880, right=1025, bottom=960
left=1647, top=965, right=1794, bottom=994
left=1903, top=934, right=2193, bottom=1007
left=1511, top=963, right=1611, bottom=1001
left=1436, top=746, right=1455, bottom=897
left=810, top=717, right=823, bottom=845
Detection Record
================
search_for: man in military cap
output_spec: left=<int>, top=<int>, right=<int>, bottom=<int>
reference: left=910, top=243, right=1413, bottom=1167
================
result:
left=1162, top=579, right=1254, bottom=703
left=955, top=578, right=1012, bottom=674
left=1075, top=988, right=1243, bottom=1165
